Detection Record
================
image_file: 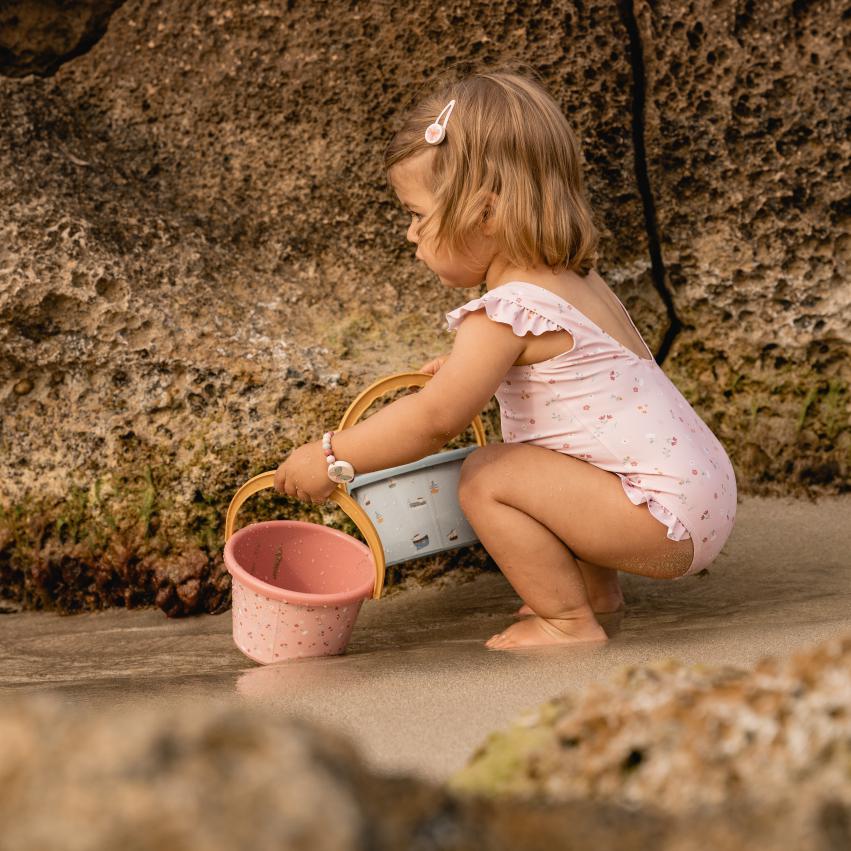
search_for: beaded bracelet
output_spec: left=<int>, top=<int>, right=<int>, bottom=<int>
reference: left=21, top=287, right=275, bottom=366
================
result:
left=322, top=430, right=356, bottom=484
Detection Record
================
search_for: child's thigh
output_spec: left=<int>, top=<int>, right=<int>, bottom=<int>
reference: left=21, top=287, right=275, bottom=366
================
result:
left=457, top=443, right=694, bottom=579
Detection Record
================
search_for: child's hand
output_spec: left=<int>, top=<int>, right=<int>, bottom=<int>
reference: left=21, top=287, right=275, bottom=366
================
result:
left=273, top=440, right=338, bottom=504
left=418, top=354, right=449, bottom=375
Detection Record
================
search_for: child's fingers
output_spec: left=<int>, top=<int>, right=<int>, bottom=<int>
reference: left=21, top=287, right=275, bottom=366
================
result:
left=274, top=464, right=299, bottom=500
left=273, top=463, right=286, bottom=493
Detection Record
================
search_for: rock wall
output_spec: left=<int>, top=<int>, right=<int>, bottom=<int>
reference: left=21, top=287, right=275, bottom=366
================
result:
left=1, top=0, right=848, bottom=614
left=635, top=0, right=851, bottom=490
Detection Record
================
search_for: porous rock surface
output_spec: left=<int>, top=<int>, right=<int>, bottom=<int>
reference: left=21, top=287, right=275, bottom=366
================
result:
left=635, top=0, right=851, bottom=491
left=451, top=631, right=851, bottom=818
left=0, top=0, right=848, bottom=614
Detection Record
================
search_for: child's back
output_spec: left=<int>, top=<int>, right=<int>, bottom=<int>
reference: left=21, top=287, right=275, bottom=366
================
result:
left=446, top=272, right=737, bottom=576
left=499, top=268, right=654, bottom=367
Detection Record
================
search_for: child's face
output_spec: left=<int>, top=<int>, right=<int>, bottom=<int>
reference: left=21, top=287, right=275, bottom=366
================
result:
left=389, top=150, right=494, bottom=289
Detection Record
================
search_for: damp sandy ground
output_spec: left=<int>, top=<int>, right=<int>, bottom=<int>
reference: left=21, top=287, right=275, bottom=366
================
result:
left=1, top=494, right=849, bottom=783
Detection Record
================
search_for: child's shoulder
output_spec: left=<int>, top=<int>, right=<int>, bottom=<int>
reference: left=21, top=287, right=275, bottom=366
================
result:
left=445, top=282, right=565, bottom=338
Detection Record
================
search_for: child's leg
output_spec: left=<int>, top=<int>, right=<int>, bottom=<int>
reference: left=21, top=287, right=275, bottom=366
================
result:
left=516, top=558, right=624, bottom=616
left=457, top=443, right=693, bottom=649
left=578, top=559, right=625, bottom=611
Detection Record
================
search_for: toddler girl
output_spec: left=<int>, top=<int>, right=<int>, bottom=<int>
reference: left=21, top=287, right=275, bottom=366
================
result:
left=274, top=69, right=737, bottom=650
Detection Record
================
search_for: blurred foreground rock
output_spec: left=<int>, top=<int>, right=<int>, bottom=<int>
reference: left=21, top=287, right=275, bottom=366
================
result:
left=2, top=637, right=851, bottom=849
left=452, top=632, right=851, bottom=819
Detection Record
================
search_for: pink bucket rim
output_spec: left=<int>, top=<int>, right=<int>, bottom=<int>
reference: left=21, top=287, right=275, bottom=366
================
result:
left=224, top=519, right=375, bottom=606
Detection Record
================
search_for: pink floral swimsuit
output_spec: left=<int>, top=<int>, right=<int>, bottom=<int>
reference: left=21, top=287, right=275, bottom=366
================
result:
left=445, top=281, right=737, bottom=576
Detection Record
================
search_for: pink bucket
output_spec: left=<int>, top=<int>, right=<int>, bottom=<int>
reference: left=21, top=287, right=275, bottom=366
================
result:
left=224, top=473, right=385, bottom=664
left=223, top=370, right=484, bottom=664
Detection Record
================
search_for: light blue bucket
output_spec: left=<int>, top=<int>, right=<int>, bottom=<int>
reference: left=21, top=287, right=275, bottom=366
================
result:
left=348, top=446, right=480, bottom=566
left=337, top=371, right=488, bottom=567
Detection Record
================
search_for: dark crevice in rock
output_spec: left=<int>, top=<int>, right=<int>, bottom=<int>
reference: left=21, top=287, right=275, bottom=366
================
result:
left=616, top=0, right=682, bottom=366
left=0, top=0, right=127, bottom=78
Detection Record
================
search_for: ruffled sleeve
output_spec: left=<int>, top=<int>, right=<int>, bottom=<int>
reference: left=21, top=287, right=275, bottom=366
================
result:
left=445, top=290, right=562, bottom=337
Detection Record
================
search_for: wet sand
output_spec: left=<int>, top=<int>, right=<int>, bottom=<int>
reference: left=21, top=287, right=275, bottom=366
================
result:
left=1, top=494, right=849, bottom=783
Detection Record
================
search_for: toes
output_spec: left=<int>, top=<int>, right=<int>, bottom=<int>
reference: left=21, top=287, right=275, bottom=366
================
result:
left=486, top=631, right=507, bottom=649
left=487, top=627, right=522, bottom=649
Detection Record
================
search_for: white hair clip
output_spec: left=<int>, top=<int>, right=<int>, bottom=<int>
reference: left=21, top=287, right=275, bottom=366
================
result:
left=424, top=99, right=456, bottom=145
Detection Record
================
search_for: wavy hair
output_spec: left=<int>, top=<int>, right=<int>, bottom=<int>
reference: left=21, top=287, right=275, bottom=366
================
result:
left=384, top=66, right=600, bottom=276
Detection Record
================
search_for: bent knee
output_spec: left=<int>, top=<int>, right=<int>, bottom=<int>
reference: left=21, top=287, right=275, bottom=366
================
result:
left=458, top=444, right=512, bottom=505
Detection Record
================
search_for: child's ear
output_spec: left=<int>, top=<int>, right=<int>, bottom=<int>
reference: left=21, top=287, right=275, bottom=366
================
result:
left=480, top=192, right=498, bottom=235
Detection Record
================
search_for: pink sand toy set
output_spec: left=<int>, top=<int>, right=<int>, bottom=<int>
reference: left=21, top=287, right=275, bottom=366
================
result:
left=224, top=371, right=487, bottom=664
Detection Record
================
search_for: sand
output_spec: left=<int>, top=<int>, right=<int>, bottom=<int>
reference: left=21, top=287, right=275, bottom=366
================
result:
left=1, top=493, right=849, bottom=783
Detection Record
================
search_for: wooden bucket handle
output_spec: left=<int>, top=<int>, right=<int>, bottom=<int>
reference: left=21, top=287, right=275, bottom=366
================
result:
left=224, top=370, right=487, bottom=601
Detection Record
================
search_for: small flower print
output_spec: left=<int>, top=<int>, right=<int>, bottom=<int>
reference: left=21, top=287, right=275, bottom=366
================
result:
left=609, top=370, right=621, bottom=381
left=582, top=404, right=591, bottom=411
left=701, top=510, right=711, bottom=520
left=637, top=404, right=648, bottom=414
left=645, top=432, right=656, bottom=444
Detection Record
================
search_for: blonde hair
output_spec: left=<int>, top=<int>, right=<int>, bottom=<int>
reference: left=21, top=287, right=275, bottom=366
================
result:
left=384, top=66, right=600, bottom=276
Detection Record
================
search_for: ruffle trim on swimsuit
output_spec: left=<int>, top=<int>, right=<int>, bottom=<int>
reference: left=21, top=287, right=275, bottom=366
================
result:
left=445, top=293, right=563, bottom=337
left=618, top=475, right=691, bottom=542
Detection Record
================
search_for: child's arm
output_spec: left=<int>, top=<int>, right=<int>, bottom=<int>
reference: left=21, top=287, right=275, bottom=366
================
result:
left=331, top=310, right=525, bottom=474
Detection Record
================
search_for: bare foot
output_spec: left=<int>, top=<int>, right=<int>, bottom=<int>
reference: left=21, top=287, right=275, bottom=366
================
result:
left=486, top=614, right=608, bottom=650
left=515, top=594, right=624, bottom=618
